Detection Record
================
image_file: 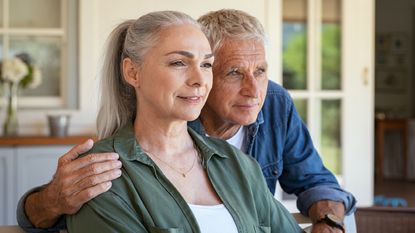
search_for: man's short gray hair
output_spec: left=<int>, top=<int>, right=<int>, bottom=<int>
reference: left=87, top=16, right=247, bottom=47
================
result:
left=197, top=9, right=267, bottom=53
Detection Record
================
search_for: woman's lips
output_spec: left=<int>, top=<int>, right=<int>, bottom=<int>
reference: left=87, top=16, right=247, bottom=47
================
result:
left=177, top=95, right=203, bottom=104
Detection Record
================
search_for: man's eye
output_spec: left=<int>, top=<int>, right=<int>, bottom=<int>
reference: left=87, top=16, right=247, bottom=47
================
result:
left=170, top=60, right=186, bottom=66
left=254, top=68, right=266, bottom=77
left=227, top=68, right=240, bottom=76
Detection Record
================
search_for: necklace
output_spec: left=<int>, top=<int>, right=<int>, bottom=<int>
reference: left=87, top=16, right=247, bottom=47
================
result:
left=143, top=143, right=200, bottom=178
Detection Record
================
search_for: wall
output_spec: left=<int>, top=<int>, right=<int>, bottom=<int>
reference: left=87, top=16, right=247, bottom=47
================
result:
left=16, top=0, right=279, bottom=136
left=376, top=0, right=415, bottom=118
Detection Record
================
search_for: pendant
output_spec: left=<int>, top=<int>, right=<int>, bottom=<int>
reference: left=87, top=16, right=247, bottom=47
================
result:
left=182, top=173, right=186, bottom=178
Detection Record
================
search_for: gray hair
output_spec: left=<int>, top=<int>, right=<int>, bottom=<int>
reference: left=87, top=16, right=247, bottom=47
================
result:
left=97, top=11, right=200, bottom=139
left=197, top=9, right=267, bottom=54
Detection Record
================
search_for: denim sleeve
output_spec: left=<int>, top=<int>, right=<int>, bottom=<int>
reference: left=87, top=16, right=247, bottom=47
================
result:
left=297, top=185, right=357, bottom=216
left=16, top=186, right=67, bottom=233
left=278, top=93, right=356, bottom=216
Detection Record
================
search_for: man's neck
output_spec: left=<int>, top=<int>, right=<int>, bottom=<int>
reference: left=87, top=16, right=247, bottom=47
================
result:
left=199, top=115, right=242, bottom=140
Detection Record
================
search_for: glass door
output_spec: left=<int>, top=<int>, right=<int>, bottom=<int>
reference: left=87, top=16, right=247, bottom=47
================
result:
left=273, top=0, right=374, bottom=210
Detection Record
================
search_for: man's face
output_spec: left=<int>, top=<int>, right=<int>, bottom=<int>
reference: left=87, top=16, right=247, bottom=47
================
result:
left=202, top=39, right=268, bottom=126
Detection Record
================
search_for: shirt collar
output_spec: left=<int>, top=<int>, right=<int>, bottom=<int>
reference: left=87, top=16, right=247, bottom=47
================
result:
left=113, top=123, right=228, bottom=164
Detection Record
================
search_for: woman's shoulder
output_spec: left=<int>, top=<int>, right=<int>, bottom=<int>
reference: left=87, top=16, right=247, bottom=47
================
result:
left=80, top=136, right=116, bottom=158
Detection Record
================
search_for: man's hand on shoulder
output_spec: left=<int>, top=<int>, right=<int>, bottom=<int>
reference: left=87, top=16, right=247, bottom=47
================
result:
left=24, top=139, right=122, bottom=228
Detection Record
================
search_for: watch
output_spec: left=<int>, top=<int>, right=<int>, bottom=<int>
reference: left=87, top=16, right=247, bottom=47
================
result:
left=316, top=214, right=345, bottom=232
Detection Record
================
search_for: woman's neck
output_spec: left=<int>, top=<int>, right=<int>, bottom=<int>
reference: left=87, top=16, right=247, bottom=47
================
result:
left=134, top=114, right=192, bottom=156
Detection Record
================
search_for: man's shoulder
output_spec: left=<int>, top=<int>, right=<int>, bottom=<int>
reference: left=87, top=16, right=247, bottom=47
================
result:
left=266, top=80, right=290, bottom=96
left=261, top=80, right=294, bottom=115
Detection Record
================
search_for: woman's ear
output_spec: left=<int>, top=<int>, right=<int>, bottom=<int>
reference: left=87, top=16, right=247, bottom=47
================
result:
left=122, top=58, right=140, bottom=88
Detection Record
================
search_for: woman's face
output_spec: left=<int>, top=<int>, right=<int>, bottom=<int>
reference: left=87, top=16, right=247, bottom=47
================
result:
left=133, top=24, right=213, bottom=123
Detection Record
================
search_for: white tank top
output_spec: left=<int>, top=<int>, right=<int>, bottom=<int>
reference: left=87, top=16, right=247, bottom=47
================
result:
left=188, top=204, right=238, bottom=233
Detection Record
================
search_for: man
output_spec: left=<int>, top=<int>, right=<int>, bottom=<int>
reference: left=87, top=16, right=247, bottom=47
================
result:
left=17, top=9, right=355, bottom=233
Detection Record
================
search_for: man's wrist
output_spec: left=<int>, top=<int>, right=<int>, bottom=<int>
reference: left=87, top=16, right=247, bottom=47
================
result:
left=308, top=200, right=345, bottom=223
left=315, top=214, right=345, bottom=232
left=25, top=186, right=61, bottom=228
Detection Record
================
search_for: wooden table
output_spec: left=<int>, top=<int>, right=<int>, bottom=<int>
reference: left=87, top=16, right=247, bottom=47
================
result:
left=375, top=119, right=408, bottom=181
left=0, top=135, right=95, bottom=146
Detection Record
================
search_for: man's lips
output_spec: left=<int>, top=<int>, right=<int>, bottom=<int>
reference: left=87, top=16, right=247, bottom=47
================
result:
left=234, top=103, right=259, bottom=108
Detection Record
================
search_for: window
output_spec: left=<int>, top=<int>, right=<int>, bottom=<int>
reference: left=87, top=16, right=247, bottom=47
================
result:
left=282, top=0, right=342, bottom=175
left=0, top=0, right=78, bottom=109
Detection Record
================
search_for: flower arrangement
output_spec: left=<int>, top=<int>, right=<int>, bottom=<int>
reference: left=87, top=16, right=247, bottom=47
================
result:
left=1, top=53, right=42, bottom=136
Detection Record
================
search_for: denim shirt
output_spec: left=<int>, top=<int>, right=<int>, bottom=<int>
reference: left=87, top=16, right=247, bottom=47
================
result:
left=189, top=80, right=356, bottom=216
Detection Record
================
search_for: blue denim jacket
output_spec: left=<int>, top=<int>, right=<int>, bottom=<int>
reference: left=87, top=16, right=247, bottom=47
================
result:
left=189, top=80, right=356, bottom=216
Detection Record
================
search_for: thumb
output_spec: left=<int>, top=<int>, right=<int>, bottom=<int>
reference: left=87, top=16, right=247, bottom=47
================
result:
left=61, top=139, right=94, bottom=163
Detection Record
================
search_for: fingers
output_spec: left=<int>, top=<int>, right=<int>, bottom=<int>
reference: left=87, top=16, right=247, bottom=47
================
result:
left=67, top=168, right=122, bottom=196
left=65, top=182, right=113, bottom=215
left=67, top=160, right=122, bottom=192
left=59, top=139, right=95, bottom=164
left=64, top=152, right=119, bottom=173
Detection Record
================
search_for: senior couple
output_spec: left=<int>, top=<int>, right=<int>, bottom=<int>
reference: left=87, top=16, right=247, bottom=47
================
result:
left=17, top=9, right=356, bottom=233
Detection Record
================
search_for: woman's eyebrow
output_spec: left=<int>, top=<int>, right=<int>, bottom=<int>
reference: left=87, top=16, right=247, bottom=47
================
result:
left=165, top=51, right=214, bottom=59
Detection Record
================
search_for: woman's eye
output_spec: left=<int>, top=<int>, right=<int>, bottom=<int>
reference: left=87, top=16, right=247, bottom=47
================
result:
left=201, top=62, right=212, bottom=69
left=170, top=60, right=186, bottom=66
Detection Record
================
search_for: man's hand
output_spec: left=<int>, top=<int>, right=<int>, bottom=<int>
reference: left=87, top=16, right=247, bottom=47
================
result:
left=24, top=139, right=122, bottom=228
left=311, top=222, right=343, bottom=233
left=309, top=200, right=345, bottom=233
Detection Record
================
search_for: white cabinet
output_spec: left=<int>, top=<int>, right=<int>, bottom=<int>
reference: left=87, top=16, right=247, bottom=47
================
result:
left=0, top=145, right=73, bottom=225
left=0, top=148, right=16, bottom=225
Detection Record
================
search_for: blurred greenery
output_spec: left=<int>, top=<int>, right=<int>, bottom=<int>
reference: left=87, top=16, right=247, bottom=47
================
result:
left=283, top=22, right=342, bottom=174
left=321, top=100, right=341, bottom=174
left=293, top=99, right=307, bottom=124
left=322, top=24, right=341, bottom=90
left=283, top=23, right=307, bottom=89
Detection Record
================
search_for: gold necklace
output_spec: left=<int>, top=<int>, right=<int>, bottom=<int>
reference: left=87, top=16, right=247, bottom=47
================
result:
left=143, top=144, right=200, bottom=178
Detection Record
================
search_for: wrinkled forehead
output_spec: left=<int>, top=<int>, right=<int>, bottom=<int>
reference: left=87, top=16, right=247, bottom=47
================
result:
left=214, top=38, right=267, bottom=66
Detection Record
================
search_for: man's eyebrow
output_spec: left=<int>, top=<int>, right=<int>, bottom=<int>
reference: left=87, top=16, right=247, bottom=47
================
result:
left=165, top=51, right=214, bottom=59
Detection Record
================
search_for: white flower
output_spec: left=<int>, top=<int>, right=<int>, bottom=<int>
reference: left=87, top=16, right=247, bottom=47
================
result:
left=28, top=67, right=42, bottom=89
left=2, top=58, right=28, bottom=84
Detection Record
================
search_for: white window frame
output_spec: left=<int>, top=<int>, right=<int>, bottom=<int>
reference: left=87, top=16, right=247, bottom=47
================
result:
left=270, top=0, right=374, bottom=209
left=0, top=0, right=75, bottom=108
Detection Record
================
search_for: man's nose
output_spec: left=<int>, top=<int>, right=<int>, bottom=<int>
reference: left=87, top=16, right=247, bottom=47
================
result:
left=241, top=74, right=259, bottom=97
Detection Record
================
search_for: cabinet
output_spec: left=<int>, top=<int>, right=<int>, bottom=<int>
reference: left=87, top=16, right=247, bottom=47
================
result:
left=0, top=136, right=91, bottom=225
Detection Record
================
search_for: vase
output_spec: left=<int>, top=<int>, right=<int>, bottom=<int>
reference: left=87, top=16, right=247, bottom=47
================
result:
left=3, top=82, right=19, bottom=136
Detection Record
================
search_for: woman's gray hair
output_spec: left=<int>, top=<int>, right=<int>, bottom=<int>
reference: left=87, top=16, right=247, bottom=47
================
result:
left=197, top=9, right=267, bottom=54
left=97, top=11, right=200, bottom=139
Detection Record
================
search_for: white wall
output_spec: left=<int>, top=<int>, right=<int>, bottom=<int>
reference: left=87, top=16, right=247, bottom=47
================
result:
left=376, top=0, right=415, bottom=117
left=16, top=0, right=279, bottom=136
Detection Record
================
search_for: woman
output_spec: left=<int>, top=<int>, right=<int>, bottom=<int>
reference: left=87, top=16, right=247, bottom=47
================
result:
left=66, top=11, right=302, bottom=233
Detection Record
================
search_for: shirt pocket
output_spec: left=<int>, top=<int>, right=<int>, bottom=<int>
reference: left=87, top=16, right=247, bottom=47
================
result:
left=148, top=226, right=183, bottom=233
left=254, top=225, right=271, bottom=233
left=261, top=162, right=279, bottom=179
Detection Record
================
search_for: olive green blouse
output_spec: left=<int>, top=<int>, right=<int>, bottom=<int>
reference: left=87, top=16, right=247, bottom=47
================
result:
left=66, top=124, right=302, bottom=233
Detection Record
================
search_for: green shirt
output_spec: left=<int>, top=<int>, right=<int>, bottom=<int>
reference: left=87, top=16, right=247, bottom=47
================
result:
left=66, top=124, right=302, bottom=233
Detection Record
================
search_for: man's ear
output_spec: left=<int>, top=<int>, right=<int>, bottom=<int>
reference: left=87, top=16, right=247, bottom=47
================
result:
left=122, top=58, right=140, bottom=88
